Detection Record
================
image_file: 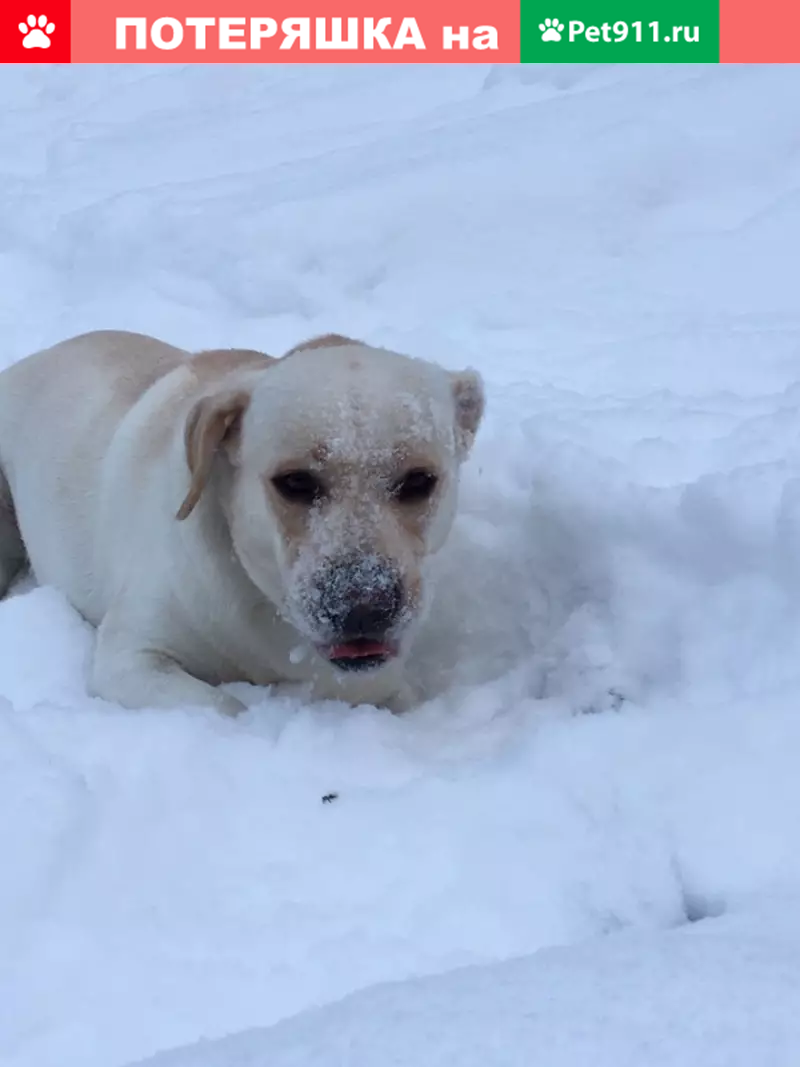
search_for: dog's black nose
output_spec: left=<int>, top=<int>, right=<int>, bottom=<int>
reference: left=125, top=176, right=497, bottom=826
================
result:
left=314, top=555, right=403, bottom=638
left=340, top=592, right=402, bottom=639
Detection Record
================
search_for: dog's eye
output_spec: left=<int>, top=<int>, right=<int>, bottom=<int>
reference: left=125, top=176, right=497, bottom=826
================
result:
left=272, top=470, right=325, bottom=505
left=392, top=468, right=438, bottom=504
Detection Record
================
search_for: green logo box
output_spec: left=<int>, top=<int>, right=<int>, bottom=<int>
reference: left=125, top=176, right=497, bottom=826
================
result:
left=521, top=0, right=720, bottom=62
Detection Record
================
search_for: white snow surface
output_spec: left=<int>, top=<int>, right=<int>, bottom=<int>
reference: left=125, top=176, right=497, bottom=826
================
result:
left=2, top=62, right=800, bottom=1067
left=132, top=903, right=800, bottom=1067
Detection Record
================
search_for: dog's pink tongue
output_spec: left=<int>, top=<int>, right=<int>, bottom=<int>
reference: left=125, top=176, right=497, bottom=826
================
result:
left=326, top=640, right=390, bottom=660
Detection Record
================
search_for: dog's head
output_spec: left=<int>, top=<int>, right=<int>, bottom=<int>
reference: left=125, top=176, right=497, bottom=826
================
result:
left=177, top=336, right=484, bottom=675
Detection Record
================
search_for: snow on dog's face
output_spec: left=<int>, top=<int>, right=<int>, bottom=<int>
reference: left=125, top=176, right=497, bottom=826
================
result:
left=219, top=338, right=483, bottom=674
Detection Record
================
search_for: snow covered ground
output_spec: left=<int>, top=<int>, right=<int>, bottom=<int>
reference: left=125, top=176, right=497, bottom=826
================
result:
left=133, top=902, right=800, bottom=1067
left=2, top=61, right=800, bottom=1067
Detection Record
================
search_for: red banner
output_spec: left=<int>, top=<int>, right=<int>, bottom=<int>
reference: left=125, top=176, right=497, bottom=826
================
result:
left=2, top=0, right=518, bottom=62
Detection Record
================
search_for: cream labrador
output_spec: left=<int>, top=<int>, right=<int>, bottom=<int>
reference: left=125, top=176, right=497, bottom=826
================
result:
left=0, top=330, right=484, bottom=716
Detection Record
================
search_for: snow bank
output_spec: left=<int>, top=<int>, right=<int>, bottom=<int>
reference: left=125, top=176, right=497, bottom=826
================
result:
left=130, top=905, right=800, bottom=1067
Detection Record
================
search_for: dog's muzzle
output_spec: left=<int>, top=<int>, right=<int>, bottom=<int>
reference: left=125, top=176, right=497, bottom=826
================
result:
left=310, top=554, right=404, bottom=672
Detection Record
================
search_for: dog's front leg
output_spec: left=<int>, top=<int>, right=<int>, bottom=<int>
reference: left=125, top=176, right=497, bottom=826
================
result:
left=91, top=618, right=245, bottom=717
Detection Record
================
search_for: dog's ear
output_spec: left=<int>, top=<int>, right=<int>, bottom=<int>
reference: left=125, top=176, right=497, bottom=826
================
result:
left=176, top=389, right=250, bottom=521
left=450, top=369, right=485, bottom=459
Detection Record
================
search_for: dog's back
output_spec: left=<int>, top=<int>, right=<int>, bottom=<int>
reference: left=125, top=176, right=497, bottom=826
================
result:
left=0, top=330, right=187, bottom=484
left=0, top=331, right=189, bottom=613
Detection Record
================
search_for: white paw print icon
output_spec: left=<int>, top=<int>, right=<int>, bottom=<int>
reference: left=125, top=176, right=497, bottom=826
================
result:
left=18, top=14, right=56, bottom=48
left=539, top=17, right=565, bottom=41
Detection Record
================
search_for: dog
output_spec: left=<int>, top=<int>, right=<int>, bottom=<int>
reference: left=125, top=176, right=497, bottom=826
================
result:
left=0, top=330, right=484, bottom=716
